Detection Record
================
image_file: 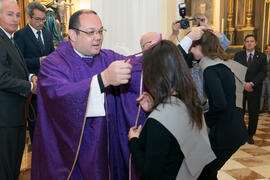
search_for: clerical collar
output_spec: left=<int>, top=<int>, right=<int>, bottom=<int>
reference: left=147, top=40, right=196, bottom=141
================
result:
left=0, top=26, right=12, bottom=39
left=73, top=48, right=93, bottom=58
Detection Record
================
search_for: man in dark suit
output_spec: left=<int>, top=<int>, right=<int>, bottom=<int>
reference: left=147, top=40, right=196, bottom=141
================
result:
left=14, top=1, right=54, bottom=143
left=0, top=0, right=37, bottom=179
left=234, top=34, right=267, bottom=144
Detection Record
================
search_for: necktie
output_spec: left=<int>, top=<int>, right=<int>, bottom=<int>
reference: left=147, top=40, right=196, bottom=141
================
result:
left=248, top=53, right=252, bottom=68
left=10, top=37, right=25, bottom=67
left=10, top=37, right=19, bottom=52
left=37, top=31, right=45, bottom=54
left=10, top=37, right=15, bottom=45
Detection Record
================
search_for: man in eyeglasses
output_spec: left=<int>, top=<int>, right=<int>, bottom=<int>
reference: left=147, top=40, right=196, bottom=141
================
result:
left=14, top=1, right=54, bottom=144
left=31, top=9, right=144, bottom=180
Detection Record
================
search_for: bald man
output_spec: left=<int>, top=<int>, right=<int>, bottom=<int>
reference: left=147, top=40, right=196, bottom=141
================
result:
left=140, top=32, right=161, bottom=50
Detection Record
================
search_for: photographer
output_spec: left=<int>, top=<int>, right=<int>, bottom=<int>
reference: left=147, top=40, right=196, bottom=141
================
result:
left=170, top=15, right=231, bottom=58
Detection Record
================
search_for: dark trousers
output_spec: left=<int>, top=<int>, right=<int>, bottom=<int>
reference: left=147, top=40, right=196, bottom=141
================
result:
left=28, top=95, right=37, bottom=143
left=243, top=89, right=261, bottom=137
left=197, top=147, right=239, bottom=180
left=0, top=126, right=26, bottom=180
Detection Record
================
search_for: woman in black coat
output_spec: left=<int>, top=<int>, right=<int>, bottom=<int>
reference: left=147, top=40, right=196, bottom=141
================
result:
left=190, top=30, right=248, bottom=180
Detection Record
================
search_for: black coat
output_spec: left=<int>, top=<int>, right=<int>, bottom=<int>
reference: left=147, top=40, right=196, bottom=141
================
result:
left=234, top=50, right=267, bottom=91
left=178, top=44, right=248, bottom=149
left=14, top=24, right=55, bottom=75
left=203, top=64, right=248, bottom=149
left=0, top=29, right=31, bottom=127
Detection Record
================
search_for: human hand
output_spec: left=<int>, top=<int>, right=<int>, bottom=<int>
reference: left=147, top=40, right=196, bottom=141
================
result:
left=128, top=125, right=142, bottom=141
left=197, top=16, right=221, bottom=36
left=136, top=92, right=154, bottom=112
left=168, top=21, right=182, bottom=42
left=187, top=26, right=207, bottom=41
left=31, top=75, right=38, bottom=82
left=244, top=82, right=254, bottom=92
left=211, top=30, right=222, bottom=36
left=31, top=76, right=38, bottom=94
left=40, top=56, right=46, bottom=63
left=172, top=20, right=181, bottom=36
left=101, top=60, right=132, bottom=87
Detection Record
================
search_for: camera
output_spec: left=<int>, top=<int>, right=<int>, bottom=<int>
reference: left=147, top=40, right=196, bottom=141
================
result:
left=177, top=3, right=195, bottom=29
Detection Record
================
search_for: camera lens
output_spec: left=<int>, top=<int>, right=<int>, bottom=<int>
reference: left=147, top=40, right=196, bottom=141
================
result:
left=180, top=19, right=189, bottom=29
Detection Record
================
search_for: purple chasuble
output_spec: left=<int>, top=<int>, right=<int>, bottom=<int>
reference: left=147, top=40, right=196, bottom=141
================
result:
left=31, top=41, right=145, bottom=180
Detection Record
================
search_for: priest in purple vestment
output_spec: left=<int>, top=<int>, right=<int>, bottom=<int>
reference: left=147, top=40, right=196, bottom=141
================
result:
left=31, top=9, right=145, bottom=180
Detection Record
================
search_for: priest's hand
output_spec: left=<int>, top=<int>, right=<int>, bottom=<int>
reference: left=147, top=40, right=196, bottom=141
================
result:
left=128, top=125, right=142, bottom=140
left=136, top=92, right=154, bottom=112
left=101, top=60, right=132, bottom=87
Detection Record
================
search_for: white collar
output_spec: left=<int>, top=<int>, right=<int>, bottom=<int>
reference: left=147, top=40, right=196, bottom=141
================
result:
left=73, top=48, right=93, bottom=58
left=246, top=50, right=255, bottom=57
left=0, top=26, right=12, bottom=39
left=28, top=24, right=41, bottom=35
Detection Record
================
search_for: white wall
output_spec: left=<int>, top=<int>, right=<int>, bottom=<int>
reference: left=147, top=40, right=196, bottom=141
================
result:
left=91, top=0, right=162, bottom=55
left=73, top=0, right=91, bottom=12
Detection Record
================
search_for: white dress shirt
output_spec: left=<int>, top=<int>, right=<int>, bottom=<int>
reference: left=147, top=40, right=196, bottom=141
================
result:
left=28, top=24, right=45, bottom=45
left=73, top=48, right=106, bottom=117
left=246, top=50, right=255, bottom=62
left=179, top=36, right=193, bottom=54
left=246, top=50, right=255, bottom=86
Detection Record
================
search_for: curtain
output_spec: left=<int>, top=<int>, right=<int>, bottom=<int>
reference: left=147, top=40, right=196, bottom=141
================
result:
left=91, top=0, right=161, bottom=55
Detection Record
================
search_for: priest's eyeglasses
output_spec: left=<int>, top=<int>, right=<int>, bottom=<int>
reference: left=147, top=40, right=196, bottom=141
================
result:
left=71, top=27, right=107, bottom=37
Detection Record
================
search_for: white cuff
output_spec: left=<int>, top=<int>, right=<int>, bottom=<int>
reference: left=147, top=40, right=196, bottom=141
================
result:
left=30, top=82, right=33, bottom=91
left=86, top=75, right=106, bottom=117
left=28, top=73, right=34, bottom=82
left=179, top=36, right=193, bottom=54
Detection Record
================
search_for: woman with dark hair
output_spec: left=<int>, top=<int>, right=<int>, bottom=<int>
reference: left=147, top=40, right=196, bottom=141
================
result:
left=128, top=40, right=215, bottom=180
left=190, top=30, right=248, bottom=180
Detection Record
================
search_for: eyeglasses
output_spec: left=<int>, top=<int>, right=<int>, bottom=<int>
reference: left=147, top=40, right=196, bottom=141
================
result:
left=71, top=27, right=107, bottom=37
left=32, top=17, right=46, bottom=22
